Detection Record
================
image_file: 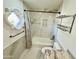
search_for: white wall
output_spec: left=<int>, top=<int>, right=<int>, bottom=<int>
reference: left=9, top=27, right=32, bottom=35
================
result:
left=57, top=20, right=76, bottom=57
left=56, top=0, right=76, bottom=58
left=3, top=0, right=27, bottom=59
left=3, top=0, right=24, bottom=16
left=61, top=0, right=76, bottom=15
left=3, top=0, right=24, bottom=46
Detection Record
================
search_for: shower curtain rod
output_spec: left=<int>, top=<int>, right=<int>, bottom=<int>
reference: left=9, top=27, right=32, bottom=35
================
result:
left=24, top=10, right=61, bottom=14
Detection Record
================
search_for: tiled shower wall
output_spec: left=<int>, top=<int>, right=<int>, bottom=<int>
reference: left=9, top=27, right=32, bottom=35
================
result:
left=29, top=12, right=56, bottom=38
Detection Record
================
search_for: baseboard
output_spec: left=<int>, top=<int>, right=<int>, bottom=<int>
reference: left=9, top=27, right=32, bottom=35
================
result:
left=67, top=49, right=76, bottom=59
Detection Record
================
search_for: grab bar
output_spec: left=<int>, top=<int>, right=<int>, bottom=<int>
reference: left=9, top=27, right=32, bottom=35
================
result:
left=9, top=31, right=24, bottom=38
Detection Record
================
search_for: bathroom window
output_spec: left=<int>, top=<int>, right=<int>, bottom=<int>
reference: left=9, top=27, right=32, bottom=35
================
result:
left=8, top=12, right=20, bottom=28
left=8, top=12, right=24, bottom=30
left=42, top=19, right=48, bottom=27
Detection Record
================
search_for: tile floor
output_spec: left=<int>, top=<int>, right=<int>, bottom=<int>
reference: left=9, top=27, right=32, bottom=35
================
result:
left=19, top=37, right=53, bottom=59
left=19, top=45, right=43, bottom=59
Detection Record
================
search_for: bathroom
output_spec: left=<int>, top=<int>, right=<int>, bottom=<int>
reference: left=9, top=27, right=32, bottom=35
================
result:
left=3, top=0, right=76, bottom=59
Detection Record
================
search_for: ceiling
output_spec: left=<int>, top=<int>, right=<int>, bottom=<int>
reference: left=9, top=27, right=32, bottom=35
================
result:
left=23, top=0, right=63, bottom=11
